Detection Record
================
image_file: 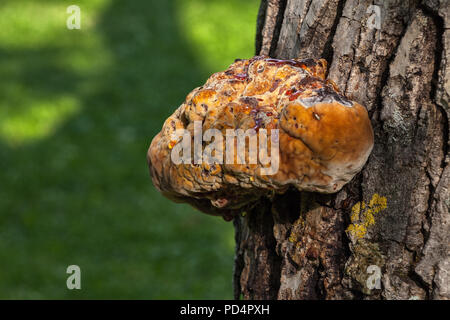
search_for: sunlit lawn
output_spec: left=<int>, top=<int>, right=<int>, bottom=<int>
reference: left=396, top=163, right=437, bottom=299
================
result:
left=0, top=0, right=259, bottom=298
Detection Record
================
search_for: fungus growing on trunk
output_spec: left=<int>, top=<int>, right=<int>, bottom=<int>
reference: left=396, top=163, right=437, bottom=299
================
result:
left=147, top=56, right=374, bottom=219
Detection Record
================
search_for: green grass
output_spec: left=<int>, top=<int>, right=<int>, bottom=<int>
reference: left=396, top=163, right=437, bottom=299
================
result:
left=0, top=0, right=259, bottom=299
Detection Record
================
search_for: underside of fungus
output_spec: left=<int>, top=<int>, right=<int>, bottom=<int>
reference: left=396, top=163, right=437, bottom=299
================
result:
left=147, top=56, right=374, bottom=219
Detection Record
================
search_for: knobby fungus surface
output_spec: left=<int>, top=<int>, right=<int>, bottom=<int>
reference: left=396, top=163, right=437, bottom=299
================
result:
left=147, top=56, right=374, bottom=219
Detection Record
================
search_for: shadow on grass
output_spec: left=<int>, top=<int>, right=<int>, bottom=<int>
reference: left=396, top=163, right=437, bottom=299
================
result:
left=0, top=0, right=234, bottom=299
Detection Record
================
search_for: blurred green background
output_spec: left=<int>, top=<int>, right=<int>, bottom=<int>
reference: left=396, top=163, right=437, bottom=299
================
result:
left=0, top=0, right=259, bottom=298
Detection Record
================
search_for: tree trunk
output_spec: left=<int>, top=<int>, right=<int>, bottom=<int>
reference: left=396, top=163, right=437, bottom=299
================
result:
left=233, top=0, right=449, bottom=300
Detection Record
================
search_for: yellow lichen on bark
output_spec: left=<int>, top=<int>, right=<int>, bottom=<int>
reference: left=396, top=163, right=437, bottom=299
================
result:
left=346, top=193, right=387, bottom=240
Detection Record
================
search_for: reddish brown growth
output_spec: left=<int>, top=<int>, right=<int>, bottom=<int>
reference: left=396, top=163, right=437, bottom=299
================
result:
left=147, top=56, right=374, bottom=218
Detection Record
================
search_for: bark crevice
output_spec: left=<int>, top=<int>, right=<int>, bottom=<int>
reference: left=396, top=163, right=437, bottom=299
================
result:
left=269, top=0, right=288, bottom=57
left=321, top=0, right=347, bottom=74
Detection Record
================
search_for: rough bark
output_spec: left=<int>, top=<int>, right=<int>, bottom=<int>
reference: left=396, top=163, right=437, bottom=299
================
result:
left=234, top=0, right=449, bottom=300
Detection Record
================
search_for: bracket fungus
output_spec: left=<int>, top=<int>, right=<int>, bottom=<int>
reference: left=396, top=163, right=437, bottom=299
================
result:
left=147, top=56, right=374, bottom=219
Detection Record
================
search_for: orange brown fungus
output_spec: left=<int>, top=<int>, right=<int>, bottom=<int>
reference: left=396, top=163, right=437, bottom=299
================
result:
left=147, top=56, right=374, bottom=218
